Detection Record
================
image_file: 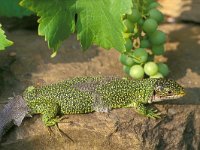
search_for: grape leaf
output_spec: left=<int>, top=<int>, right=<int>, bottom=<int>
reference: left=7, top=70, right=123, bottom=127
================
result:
left=0, top=0, right=32, bottom=17
left=20, top=0, right=132, bottom=52
left=0, top=24, right=13, bottom=50
left=76, top=0, right=132, bottom=51
left=20, top=0, right=76, bottom=51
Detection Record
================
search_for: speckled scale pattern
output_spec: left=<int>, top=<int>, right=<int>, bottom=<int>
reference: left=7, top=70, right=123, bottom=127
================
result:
left=23, top=77, right=159, bottom=115
left=154, top=79, right=184, bottom=97
left=96, top=79, right=158, bottom=108
left=22, top=76, right=120, bottom=115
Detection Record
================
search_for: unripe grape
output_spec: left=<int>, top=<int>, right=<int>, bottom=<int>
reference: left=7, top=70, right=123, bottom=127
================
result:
left=132, top=48, right=148, bottom=63
left=129, top=65, right=144, bottom=79
left=123, top=65, right=131, bottom=75
left=125, top=38, right=133, bottom=51
left=123, top=19, right=134, bottom=33
left=150, top=30, right=166, bottom=45
left=149, top=9, right=164, bottom=24
left=127, top=9, right=141, bottom=23
left=157, top=63, right=170, bottom=77
left=148, top=2, right=160, bottom=10
left=140, top=39, right=150, bottom=48
left=144, top=61, right=158, bottom=76
left=142, top=18, right=158, bottom=34
left=147, top=0, right=155, bottom=4
left=119, top=54, right=135, bottom=66
left=150, top=72, right=163, bottom=78
left=152, top=44, right=164, bottom=55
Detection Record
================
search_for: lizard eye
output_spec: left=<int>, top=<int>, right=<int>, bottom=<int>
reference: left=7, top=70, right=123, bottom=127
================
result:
left=168, top=90, right=172, bottom=94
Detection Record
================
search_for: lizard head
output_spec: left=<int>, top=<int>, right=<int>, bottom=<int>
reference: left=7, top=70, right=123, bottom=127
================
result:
left=149, top=79, right=185, bottom=103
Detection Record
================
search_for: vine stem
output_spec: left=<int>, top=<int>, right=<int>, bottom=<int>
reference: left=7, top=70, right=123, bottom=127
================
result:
left=123, top=51, right=141, bottom=62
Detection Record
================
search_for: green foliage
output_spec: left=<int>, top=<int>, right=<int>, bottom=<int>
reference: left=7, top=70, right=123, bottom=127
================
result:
left=0, top=24, right=13, bottom=50
left=0, top=0, right=32, bottom=17
left=0, top=0, right=169, bottom=79
left=20, top=0, right=133, bottom=53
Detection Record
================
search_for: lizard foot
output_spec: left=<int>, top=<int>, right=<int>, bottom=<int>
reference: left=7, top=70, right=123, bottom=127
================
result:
left=134, top=102, right=161, bottom=119
left=145, top=108, right=161, bottom=119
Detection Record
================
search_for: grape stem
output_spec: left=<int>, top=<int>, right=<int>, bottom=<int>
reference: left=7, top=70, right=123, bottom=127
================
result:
left=123, top=51, right=141, bottom=62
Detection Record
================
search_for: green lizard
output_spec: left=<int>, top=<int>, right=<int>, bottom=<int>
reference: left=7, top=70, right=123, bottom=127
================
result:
left=0, top=76, right=185, bottom=141
left=23, top=76, right=185, bottom=126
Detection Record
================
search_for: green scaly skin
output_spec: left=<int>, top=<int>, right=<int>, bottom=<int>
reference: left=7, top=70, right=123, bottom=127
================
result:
left=22, top=77, right=185, bottom=126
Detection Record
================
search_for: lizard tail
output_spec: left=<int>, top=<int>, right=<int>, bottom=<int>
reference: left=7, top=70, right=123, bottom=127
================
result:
left=0, top=95, right=29, bottom=142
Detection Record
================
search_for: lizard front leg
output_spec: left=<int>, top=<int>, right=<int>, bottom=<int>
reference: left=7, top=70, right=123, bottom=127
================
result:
left=126, top=101, right=161, bottom=119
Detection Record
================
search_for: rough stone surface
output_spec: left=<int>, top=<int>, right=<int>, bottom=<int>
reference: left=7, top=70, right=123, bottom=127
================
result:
left=0, top=7, right=200, bottom=150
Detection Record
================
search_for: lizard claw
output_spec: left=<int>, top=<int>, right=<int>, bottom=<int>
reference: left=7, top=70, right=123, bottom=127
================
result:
left=47, top=124, right=74, bottom=142
left=55, top=124, right=74, bottom=142
left=58, top=116, right=69, bottom=121
left=146, top=109, right=161, bottom=119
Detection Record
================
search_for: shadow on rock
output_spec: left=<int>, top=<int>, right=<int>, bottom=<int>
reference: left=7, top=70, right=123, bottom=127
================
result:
left=179, top=0, right=200, bottom=23
left=1, top=16, right=99, bottom=64
left=179, top=112, right=196, bottom=150
left=166, top=24, right=200, bottom=79
left=0, top=54, right=25, bottom=102
left=0, top=23, right=100, bottom=101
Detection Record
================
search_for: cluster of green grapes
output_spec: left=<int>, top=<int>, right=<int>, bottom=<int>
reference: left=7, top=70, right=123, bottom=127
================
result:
left=119, top=0, right=169, bottom=79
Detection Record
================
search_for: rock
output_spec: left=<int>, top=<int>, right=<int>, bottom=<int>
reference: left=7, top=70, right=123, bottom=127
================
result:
left=0, top=107, right=199, bottom=150
left=159, top=0, right=200, bottom=23
left=168, top=108, right=176, bottom=115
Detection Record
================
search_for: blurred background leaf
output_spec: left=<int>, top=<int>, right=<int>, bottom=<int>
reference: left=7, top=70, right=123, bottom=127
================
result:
left=0, top=0, right=32, bottom=18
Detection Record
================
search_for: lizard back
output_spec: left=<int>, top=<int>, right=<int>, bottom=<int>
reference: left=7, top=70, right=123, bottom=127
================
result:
left=23, top=76, right=121, bottom=114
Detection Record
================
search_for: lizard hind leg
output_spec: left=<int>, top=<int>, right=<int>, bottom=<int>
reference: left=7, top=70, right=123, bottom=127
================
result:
left=41, top=110, right=73, bottom=142
left=41, top=103, right=60, bottom=127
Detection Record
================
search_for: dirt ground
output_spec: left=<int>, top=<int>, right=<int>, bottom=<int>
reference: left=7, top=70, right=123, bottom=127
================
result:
left=0, top=1, right=200, bottom=149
